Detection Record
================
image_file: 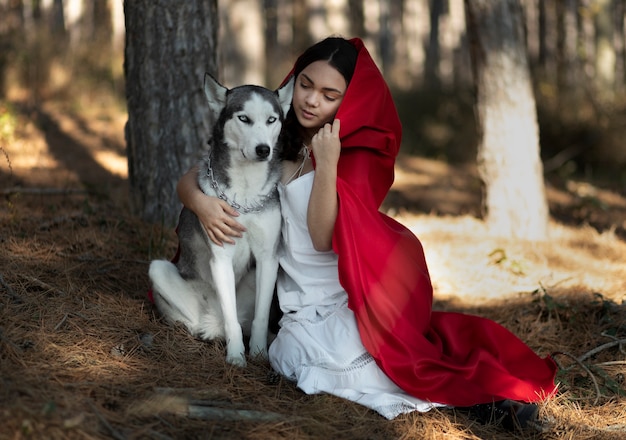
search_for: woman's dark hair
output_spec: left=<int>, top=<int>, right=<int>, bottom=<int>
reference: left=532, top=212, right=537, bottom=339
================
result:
left=280, top=37, right=358, bottom=161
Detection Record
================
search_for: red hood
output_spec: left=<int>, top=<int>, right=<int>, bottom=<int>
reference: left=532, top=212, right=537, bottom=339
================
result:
left=284, top=37, right=557, bottom=406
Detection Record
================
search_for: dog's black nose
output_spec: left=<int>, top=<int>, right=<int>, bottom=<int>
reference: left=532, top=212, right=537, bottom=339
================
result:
left=256, top=144, right=271, bottom=159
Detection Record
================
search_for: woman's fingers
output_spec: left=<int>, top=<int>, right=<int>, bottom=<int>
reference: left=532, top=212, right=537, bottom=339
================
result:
left=201, top=200, right=247, bottom=246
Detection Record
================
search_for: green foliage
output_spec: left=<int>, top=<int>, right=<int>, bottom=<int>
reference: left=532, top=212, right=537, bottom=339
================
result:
left=488, top=248, right=526, bottom=276
left=0, top=101, right=18, bottom=144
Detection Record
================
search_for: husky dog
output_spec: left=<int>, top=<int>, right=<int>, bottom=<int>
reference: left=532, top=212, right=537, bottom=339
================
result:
left=149, top=74, right=293, bottom=367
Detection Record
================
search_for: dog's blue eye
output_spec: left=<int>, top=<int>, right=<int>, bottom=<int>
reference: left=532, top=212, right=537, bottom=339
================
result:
left=238, top=115, right=250, bottom=123
left=267, top=116, right=277, bottom=124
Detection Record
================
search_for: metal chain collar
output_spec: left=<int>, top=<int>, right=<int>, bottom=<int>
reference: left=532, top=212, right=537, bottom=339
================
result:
left=205, top=156, right=277, bottom=214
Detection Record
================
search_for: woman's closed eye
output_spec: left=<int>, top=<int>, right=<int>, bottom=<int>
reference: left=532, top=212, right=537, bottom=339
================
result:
left=299, top=80, right=341, bottom=102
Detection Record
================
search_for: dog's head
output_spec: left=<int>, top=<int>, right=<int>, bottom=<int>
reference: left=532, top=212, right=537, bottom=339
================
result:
left=204, top=74, right=293, bottom=162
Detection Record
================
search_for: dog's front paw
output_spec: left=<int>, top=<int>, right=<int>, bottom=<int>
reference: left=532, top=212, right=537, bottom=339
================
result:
left=248, top=333, right=268, bottom=360
left=226, top=352, right=247, bottom=367
left=249, top=344, right=268, bottom=360
left=225, top=339, right=247, bottom=367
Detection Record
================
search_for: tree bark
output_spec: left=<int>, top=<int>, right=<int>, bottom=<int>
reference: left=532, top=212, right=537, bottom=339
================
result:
left=465, top=0, right=549, bottom=240
left=124, top=0, right=218, bottom=226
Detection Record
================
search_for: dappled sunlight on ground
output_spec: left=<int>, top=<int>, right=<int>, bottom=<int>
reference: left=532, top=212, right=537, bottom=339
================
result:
left=396, top=214, right=626, bottom=304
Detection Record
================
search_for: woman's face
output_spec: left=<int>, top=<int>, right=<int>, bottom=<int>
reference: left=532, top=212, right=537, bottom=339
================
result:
left=292, top=60, right=347, bottom=137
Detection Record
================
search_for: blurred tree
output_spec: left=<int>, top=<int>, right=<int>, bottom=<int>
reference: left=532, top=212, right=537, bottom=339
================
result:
left=0, top=0, right=22, bottom=97
left=124, top=0, right=218, bottom=226
left=219, top=0, right=265, bottom=87
left=465, top=0, right=549, bottom=240
left=614, top=0, right=625, bottom=94
left=556, top=0, right=578, bottom=98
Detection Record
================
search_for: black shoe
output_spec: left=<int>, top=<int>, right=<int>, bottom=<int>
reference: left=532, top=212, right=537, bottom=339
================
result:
left=467, top=399, right=539, bottom=431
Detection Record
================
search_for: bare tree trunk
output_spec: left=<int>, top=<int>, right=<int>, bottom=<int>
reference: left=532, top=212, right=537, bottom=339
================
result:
left=537, top=0, right=557, bottom=80
left=424, top=0, right=444, bottom=88
left=465, top=0, right=549, bottom=241
left=0, top=0, right=23, bottom=97
left=594, top=0, right=617, bottom=94
left=264, top=0, right=281, bottom=87
left=556, top=0, right=579, bottom=98
left=124, top=0, right=218, bottom=226
left=292, top=0, right=312, bottom=52
left=219, top=0, right=265, bottom=87
left=523, top=0, right=540, bottom=66
left=614, top=0, right=625, bottom=92
left=348, top=0, right=365, bottom=37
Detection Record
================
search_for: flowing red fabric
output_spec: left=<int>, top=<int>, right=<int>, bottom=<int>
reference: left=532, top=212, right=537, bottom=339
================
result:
left=323, top=38, right=557, bottom=406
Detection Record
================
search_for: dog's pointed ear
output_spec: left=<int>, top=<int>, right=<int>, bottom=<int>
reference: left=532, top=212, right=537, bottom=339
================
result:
left=276, top=76, right=294, bottom=117
left=204, top=73, right=228, bottom=116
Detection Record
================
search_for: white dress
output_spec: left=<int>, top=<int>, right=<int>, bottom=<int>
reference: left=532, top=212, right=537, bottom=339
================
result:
left=268, top=172, right=444, bottom=420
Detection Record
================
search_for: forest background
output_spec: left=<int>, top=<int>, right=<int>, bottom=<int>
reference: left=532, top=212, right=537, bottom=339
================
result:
left=1, top=0, right=626, bottom=439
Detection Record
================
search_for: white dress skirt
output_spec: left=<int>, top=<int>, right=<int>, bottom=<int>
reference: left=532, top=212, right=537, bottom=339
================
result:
left=268, top=172, right=445, bottom=420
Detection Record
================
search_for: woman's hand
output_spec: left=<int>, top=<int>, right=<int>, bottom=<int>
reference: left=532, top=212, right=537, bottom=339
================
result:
left=177, top=166, right=246, bottom=246
left=311, top=119, right=341, bottom=172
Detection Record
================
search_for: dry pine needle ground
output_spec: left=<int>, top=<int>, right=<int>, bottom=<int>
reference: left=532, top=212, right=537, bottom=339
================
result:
left=1, top=96, right=626, bottom=439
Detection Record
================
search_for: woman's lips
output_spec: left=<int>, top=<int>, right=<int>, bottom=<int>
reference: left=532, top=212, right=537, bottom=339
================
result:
left=301, top=108, right=316, bottom=120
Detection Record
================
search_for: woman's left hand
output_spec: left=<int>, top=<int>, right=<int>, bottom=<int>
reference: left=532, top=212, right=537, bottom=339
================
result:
left=311, top=119, right=341, bottom=172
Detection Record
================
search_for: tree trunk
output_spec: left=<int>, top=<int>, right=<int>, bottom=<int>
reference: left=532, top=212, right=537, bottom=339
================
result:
left=465, top=0, right=549, bottom=240
left=219, top=0, right=265, bottom=87
left=124, top=0, right=218, bottom=226
left=614, top=0, right=625, bottom=92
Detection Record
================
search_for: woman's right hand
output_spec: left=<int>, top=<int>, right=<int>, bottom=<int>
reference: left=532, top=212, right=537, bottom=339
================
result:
left=177, top=166, right=246, bottom=246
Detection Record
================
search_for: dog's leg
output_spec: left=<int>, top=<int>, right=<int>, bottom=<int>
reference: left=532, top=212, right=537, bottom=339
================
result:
left=149, top=260, right=204, bottom=333
left=210, top=257, right=247, bottom=367
left=248, top=257, right=279, bottom=359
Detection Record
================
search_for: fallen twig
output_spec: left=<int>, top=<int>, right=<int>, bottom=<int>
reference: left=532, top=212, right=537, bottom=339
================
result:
left=553, top=351, right=602, bottom=404
left=54, top=313, right=69, bottom=331
left=600, top=332, right=626, bottom=356
left=86, top=400, right=125, bottom=440
left=186, top=402, right=285, bottom=421
left=129, top=393, right=287, bottom=422
left=0, top=146, right=11, bottom=177
left=1, top=187, right=88, bottom=196
left=578, top=339, right=626, bottom=364
left=596, top=361, right=626, bottom=367
left=18, top=274, right=67, bottom=297
left=0, top=273, right=22, bottom=304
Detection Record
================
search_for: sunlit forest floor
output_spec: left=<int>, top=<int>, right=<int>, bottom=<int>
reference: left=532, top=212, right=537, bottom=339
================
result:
left=1, top=78, right=626, bottom=439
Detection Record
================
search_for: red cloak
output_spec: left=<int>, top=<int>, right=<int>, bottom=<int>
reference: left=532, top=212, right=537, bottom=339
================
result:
left=327, top=38, right=557, bottom=406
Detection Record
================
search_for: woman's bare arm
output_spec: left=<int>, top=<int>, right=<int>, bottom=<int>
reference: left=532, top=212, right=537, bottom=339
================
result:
left=177, top=166, right=246, bottom=246
left=307, top=119, right=341, bottom=252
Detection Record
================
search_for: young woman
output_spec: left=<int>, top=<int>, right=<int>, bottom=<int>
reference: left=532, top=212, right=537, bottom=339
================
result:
left=177, top=37, right=558, bottom=427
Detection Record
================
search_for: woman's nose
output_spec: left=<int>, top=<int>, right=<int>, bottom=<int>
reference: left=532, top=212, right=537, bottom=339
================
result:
left=305, top=91, right=319, bottom=107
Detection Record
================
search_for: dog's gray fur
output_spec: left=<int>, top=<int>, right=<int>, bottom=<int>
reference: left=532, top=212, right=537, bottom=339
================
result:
left=149, top=74, right=293, bottom=366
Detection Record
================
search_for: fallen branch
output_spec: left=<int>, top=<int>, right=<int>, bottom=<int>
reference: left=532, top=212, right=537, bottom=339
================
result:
left=582, top=424, right=626, bottom=434
left=578, top=339, right=626, bottom=364
left=86, top=400, right=125, bottom=440
left=596, top=361, right=626, bottom=367
left=186, top=402, right=285, bottom=421
left=129, top=393, right=286, bottom=422
left=600, top=332, right=626, bottom=356
left=552, top=351, right=602, bottom=404
left=19, top=274, right=67, bottom=297
left=1, top=187, right=88, bottom=196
